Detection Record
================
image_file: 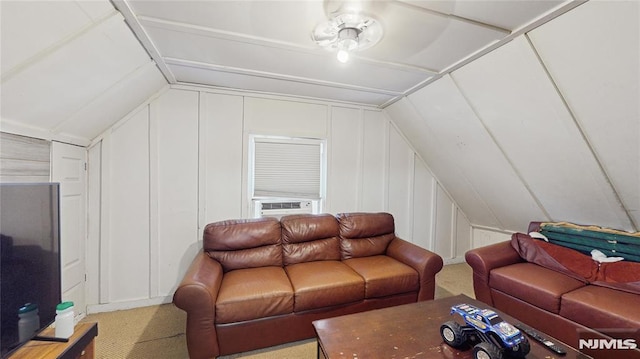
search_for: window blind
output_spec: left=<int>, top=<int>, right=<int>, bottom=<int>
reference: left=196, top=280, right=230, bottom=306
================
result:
left=0, top=132, right=51, bottom=183
left=253, top=139, right=322, bottom=199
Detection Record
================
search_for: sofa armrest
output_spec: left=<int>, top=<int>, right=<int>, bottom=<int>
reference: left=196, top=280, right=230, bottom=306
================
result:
left=173, top=251, right=223, bottom=359
left=465, top=241, right=523, bottom=306
left=386, top=237, right=444, bottom=301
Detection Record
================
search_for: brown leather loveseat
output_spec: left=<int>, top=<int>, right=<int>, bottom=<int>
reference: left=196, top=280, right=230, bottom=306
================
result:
left=173, top=212, right=444, bottom=359
left=466, top=221, right=640, bottom=355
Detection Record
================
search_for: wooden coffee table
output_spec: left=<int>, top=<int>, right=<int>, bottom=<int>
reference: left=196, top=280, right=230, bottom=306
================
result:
left=313, top=294, right=590, bottom=359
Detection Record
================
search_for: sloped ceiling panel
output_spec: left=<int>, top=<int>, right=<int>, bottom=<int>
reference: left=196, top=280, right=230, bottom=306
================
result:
left=386, top=1, right=638, bottom=233
left=451, top=35, right=633, bottom=231
left=402, top=0, right=566, bottom=30
left=0, top=0, right=167, bottom=144
left=54, top=62, right=167, bottom=140
left=406, top=75, right=547, bottom=231
left=1, top=1, right=113, bottom=74
left=385, top=98, right=501, bottom=228
left=168, top=63, right=396, bottom=105
left=128, top=0, right=330, bottom=43
left=528, top=0, right=640, bottom=229
left=360, top=1, right=509, bottom=70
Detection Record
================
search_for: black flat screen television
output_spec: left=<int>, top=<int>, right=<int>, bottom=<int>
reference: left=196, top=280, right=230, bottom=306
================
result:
left=0, top=183, right=61, bottom=357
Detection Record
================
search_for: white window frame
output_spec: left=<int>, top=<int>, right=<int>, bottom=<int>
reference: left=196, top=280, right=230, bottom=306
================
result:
left=248, top=135, right=327, bottom=217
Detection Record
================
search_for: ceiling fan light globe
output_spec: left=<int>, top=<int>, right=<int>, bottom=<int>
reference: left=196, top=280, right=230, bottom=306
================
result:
left=337, top=50, right=350, bottom=63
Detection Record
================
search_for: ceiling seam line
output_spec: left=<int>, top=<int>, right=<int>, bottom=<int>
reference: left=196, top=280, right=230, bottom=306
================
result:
left=400, top=96, right=505, bottom=231
left=52, top=61, right=157, bottom=135
left=392, top=1, right=510, bottom=34
left=1, top=10, right=120, bottom=84
left=164, top=58, right=403, bottom=96
left=110, top=0, right=176, bottom=84
left=170, top=83, right=380, bottom=109
left=524, top=33, right=638, bottom=231
left=448, top=73, right=553, bottom=224
left=383, top=0, right=589, bottom=110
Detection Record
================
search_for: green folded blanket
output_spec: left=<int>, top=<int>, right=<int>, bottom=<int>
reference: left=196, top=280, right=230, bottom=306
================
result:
left=539, top=222, right=640, bottom=263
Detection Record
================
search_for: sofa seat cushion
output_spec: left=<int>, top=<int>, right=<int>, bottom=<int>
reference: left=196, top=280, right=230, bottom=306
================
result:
left=490, top=262, right=585, bottom=314
left=216, top=266, right=293, bottom=324
left=343, top=255, right=418, bottom=298
left=285, top=261, right=364, bottom=311
left=560, top=285, right=640, bottom=331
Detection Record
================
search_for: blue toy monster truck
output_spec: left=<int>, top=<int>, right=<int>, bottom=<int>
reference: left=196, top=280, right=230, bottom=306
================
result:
left=440, top=303, right=530, bottom=359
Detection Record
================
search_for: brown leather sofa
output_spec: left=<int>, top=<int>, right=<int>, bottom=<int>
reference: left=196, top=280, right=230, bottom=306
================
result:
left=466, top=222, right=640, bottom=353
left=173, top=212, right=444, bottom=359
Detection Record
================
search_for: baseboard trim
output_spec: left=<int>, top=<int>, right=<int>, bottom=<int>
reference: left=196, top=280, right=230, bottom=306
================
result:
left=87, top=295, right=173, bottom=314
left=443, top=257, right=466, bottom=265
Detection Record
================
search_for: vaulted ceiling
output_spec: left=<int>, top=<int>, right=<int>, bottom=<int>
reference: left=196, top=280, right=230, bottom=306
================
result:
left=1, top=0, right=638, bottom=233
left=115, top=0, right=579, bottom=107
left=386, top=0, right=639, bottom=232
left=1, top=0, right=166, bottom=144
left=0, top=0, right=585, bottom=142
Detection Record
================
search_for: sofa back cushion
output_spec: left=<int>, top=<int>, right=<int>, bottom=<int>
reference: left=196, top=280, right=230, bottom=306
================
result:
left=337, top=212, right=395, bottom=259
left=511, top=233, right=594, bottom=283
left=593, top=261, right=640, bottom=295
left=203, top=217, right=282, bottom=272
left=281, top=214, right=340, bottom=265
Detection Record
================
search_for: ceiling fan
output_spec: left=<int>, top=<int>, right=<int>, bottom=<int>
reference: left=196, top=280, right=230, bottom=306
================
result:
left=311, top=1, right=384, bottom=63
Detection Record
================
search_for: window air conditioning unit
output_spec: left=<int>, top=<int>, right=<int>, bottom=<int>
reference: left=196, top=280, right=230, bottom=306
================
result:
left=253, top=200, right=316, bottom=219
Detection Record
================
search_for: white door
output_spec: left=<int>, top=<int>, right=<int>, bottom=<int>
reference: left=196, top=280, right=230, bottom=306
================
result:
left=51, top=142, right=87, bottom=320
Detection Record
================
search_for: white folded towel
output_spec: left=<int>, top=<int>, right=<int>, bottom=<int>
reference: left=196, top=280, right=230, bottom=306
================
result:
left=528, top=231, right=549, bottom=242
left=591, top=249, right=624, bottom=263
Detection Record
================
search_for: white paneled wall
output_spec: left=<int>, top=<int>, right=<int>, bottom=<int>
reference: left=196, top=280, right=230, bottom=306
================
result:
left=149, top=89, right=199, bottom=297
left=472, top=228, right=512, bottom=248
left=387, top=125, right=414, bottom=239
left=455, top=209, right=472, bottom=258
left=412, top=157, right=435, bottom=251
left=103, top=106, right=150, bottom=304
left=328, top=107, right=362, bottom=213
left=243, top=97, right=328, bottom=138
left=199, top=93, right=244, bottom=226
left=360, top=111, right=387, bottom=212
left=89, top=87, right=460, bottom=309
left=434, top=184, right=454, bottom=259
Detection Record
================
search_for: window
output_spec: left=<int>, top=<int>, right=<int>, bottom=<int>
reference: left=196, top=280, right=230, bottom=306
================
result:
left=249, top=135, right=326, bottom=217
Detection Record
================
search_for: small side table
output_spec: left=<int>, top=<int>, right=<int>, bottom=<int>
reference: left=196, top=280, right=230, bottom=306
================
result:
left=9, top=322, right=98, bottom=359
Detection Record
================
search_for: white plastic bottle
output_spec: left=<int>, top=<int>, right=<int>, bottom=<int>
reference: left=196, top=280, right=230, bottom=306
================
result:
left=54, top=301, right=75, bottom=338
left=18, top=303, right=40, bottom=343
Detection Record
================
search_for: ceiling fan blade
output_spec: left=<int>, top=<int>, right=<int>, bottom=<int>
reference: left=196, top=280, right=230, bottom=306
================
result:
left=324, top=0, right=388, bottom=18
left=311, top=23, right=339, bottom=46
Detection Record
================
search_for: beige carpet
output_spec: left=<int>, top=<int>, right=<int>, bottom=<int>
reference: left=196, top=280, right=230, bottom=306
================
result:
left=82, top=262, right=474, bottom=358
